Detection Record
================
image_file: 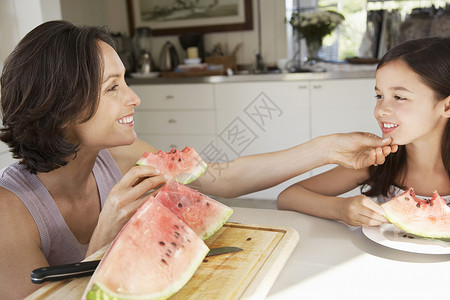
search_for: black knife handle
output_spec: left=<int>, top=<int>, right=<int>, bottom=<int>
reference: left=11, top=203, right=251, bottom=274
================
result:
left=30, top=260, right=100, bottom=284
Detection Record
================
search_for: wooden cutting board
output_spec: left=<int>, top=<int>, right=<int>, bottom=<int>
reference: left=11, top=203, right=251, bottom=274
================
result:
left=26, top=222, right=299, bottom=300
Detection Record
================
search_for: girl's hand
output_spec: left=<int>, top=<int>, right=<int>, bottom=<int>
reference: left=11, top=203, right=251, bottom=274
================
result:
left=88, top=165, right=167, bottom=254
left=338, top=195, right=387, bottom=227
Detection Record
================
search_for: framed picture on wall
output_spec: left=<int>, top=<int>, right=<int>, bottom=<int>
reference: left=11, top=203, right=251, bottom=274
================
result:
left=126, top=0, right=253, bottom=36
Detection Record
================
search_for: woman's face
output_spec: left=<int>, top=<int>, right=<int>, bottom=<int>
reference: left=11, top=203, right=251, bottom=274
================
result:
left=73, top=41, right=140, bottom=150
left=374, top=59, right=448, bottom=146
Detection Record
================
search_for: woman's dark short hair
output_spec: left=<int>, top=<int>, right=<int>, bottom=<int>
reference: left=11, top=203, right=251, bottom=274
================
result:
left=0, top=20, right=115, bottom=173
left=362, top=37, right=450, bottom=196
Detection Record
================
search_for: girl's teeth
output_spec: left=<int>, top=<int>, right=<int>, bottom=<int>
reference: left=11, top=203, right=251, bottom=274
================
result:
left=383, top=123, right=398, bottom=128
left=118, top=116, right=133, bottom=124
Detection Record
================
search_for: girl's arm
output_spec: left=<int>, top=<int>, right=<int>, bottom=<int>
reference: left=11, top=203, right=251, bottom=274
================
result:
left=277, top=166, right=387, bottom=226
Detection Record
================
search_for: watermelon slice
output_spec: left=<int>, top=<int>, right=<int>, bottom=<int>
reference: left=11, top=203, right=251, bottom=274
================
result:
left=136, top=147, right=207, bottom=184
left=155, top=180, right=233, bottom=240
left=381, top=188, right=450, bottom=239
left=83, top=196, right=209, bottom=300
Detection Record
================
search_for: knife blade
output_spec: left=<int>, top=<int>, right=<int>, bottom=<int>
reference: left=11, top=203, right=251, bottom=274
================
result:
left=30, top=246, right=242, bottom=284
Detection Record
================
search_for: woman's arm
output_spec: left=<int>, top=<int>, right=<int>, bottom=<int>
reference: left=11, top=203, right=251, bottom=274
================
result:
left=196, top=132, right=396, bottom=198
left=0, top=189, right=49, bottom=299
left=277, top=166, right=386, bottom=226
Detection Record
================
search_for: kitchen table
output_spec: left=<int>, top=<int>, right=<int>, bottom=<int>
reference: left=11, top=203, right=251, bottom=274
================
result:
left=230, top=206, right=450, bottom=300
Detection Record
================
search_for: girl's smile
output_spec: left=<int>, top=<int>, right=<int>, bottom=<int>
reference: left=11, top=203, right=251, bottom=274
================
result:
left=380, top=122, right=398, bottom=134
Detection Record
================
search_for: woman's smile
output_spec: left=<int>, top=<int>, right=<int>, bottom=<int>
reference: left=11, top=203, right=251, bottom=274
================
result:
left=117, top=114, right=135, bottom=126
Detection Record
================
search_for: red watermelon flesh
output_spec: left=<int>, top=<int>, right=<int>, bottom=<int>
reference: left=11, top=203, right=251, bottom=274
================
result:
left=136, top=147, right=207, bottom=184
left=83, top=196, right=209, bottom=300
left=381, top=188, right=450, bottom=239
left=156, top=180, right=233, bottom=240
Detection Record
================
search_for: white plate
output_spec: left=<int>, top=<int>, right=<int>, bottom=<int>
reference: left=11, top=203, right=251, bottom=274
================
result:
left=130, top=72, right=159, bottom=78
left=362, top=223, right=450, bottom=254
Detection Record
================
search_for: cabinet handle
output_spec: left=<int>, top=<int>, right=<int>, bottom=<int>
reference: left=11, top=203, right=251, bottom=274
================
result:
left=313, top=84, right=322, bottom=89
left=168, top=119, right=177, bottom=124
left=165, top=95, right=175, bottom=100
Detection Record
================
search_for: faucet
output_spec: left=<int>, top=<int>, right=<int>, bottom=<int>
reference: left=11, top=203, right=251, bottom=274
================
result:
left=255, top=50, right=265, bottom=73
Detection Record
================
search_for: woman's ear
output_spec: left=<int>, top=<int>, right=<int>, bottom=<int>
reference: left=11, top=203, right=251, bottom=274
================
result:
left=443, top=95, right=450, bottom=118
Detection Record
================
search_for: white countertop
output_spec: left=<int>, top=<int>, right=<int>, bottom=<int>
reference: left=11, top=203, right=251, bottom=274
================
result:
left=229, top=207, right=450, bottom=300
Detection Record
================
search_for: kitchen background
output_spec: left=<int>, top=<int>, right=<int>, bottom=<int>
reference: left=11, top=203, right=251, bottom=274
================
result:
left=0, top=0, right=449, bottom=201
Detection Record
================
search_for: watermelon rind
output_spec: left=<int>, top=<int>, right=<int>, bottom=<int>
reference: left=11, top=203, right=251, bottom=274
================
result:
left=173, top=159, right=208, bottom=184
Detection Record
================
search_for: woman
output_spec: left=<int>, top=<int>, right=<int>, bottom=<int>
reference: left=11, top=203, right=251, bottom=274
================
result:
left=278, top=37, right=450, bottom=227
left=0, top=20, right=396, bottom=299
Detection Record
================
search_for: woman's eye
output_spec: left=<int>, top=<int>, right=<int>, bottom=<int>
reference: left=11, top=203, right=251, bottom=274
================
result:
left=107, top=84, right=119, bottom=92
left=375, top=94, right=383, bottom=100
left=394, top=95, right=406, bottom=100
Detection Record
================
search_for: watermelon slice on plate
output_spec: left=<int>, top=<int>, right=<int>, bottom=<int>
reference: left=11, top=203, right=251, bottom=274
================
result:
left=136, top=147, right=207, bottom=184
left=83, top=196, right=209, bottom=300
left=156, top=180, right=233, bottom=240
left=381, top=188, right=450, bottom=239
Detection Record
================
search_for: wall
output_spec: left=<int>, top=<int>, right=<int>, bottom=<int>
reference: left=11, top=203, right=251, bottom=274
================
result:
left=60, top=0, right=289, bottom=67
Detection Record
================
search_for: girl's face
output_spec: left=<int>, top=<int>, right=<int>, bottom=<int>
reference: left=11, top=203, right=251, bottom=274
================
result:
left=73, top=41, right=141, bottom=150
left=374, top=59, right=448, bottom=146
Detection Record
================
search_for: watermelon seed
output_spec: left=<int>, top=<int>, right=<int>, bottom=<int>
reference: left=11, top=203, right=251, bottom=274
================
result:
left=178, top=203, right=183, bottom=208
left=171, top=242, right=177, bottom=247
left=426, top=200, right=431, bottom=204
left=416, top=203, right=421, bottom=208
left=174, top=225, right=179, bottom=229
left=203, top=259, right=209, bottom=263
left=167, top=249, right=172, bottom=254
left=206, top=202, right=210, bottom=207
left=161, top=259, right=168, bottom=265
left=159, top=241, right=165, bottom=246
left=405, top=197, right=409, bottom=201
left=165, top=252, right=171, bottom=257
left=187, top=239, right=191, bottom=243
left=178, top=158, right=182, bottom=162
left=246, top=237, right=252, bottom=241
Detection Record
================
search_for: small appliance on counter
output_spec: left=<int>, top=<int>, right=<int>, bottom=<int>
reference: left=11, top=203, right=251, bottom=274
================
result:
left=158, top=41, right=180, bottom=72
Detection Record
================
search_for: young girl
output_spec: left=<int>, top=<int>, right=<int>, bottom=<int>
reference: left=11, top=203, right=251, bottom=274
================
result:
left=278, top=37, right=450, bottom=227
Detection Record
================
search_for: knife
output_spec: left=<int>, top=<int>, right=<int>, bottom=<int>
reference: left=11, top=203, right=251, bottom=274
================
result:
left=30, top=246, right=242, bottom=284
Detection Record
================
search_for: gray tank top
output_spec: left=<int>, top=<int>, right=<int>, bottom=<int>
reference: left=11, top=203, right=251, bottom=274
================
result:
left=0, top=149, right=122, bottom=265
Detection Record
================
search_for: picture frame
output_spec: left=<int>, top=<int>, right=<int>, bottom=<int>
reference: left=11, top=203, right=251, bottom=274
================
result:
left=126, top=0, right=253, bottom=36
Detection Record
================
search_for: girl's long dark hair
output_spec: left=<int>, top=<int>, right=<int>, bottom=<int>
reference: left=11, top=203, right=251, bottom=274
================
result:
left=362, top=37, right=450, bottom=197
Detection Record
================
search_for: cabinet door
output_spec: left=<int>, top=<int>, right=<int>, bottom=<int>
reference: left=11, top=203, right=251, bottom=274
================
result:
left=134, top=111, right=215, bottom=135
left=138, top=134, right=216, bottom=154
left=215, top=81, right=310, bottom=158
left=310, top=78, right=379, bottom=138
left=214, top=81, right=311, bottom=200
left=131, top=84, right=214, bottom=109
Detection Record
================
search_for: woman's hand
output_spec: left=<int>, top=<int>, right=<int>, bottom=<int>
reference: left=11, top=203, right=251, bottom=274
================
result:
left=328, top=132, right=398, bottom=169
left=87, top=165, right=167, bottom=255
left=337, top=195, right=387, bottom=227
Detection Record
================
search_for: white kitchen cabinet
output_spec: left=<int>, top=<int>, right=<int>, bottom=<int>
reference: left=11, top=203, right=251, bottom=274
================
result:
left=214, top=81, right=311, bottom=200
left=310, top=78, right=379, bottom=137
left=130, top=84, right=216, bottom=152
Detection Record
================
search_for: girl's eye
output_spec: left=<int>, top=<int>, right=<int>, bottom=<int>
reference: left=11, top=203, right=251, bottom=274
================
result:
left=107, top=84, right=119, bottom=92
left=394, top=95, right=406, bottom=100
left=375, top=94, right=383, bottom=100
